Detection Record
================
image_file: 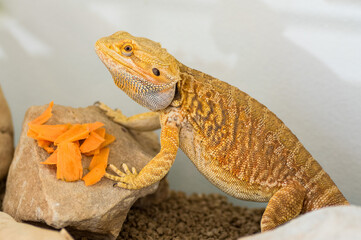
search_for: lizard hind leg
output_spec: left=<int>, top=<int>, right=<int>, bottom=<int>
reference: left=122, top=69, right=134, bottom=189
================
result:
left=261, top=181, right=306, bottom=232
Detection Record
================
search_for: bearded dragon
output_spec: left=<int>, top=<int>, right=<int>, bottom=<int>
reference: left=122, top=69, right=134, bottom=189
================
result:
left=95, top=31, right=349, bottom=231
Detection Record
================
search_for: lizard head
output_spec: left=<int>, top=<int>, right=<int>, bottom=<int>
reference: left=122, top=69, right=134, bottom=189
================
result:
left=95, top=31, right=181, bottom=111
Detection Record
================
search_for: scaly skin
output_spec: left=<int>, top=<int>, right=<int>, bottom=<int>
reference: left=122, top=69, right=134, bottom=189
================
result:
left=95, top=31, right=349, bottom=231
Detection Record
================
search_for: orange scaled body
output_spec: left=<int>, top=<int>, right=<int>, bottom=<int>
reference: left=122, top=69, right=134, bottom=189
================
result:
left=95, top=31, right=349, bottom=231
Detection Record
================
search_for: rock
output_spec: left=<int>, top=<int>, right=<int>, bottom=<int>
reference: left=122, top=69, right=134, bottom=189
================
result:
left=0, top=211, right=73, bottom=240
left=2, top=104, right=162, bottom=239
left=0, top=86, right=14, bottom=180
left=134, top=177, right=169, bottom=208
left=240, top=205, right=361, bottom=240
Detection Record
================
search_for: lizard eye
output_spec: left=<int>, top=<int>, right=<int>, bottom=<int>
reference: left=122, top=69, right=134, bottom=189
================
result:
left=121, top=44, right=133, bottom=56
left=152, top=68, right=160, bottom=76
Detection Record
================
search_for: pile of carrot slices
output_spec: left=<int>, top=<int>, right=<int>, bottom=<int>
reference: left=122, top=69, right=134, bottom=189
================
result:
left=27, top=101, right=115, bottom=186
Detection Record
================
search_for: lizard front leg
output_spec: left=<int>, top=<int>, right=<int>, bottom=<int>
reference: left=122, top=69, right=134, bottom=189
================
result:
left=96, top=101, right=160, bottom=131
left=261, top=181, right=306, bottom=231
left=105, top=121, right=180, bottom=189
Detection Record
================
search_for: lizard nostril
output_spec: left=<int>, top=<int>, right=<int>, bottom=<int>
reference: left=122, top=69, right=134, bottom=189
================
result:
left=152, top=68, right=160, bottom=76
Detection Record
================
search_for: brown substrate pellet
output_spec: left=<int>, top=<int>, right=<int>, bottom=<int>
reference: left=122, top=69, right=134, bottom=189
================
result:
left=118, top=191, right=264, bottom=240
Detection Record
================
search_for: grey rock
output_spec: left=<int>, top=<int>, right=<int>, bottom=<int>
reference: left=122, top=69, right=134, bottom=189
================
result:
left=134, top=177, right=169, bottom=208
left=0, top=86, right=14, bottom=180
left=2, top=104, right=162, bottom=239
left=0, top=211, right=73, bottom=240
left=240, top=205, right=360, bottom=240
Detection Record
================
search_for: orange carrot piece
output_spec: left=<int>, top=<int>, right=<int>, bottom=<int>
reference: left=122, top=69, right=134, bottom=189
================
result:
left=100, top=133, right=115, bottom=149
left=80, top=131, right=105, bottom=153
left=29, top=101, right=54, bottom=125
left=37, top=139, right=55, bottom=153
left=27, top=129, right=38, bottom=139
left=82, top=147, right=110, bottom=186
left=41, top=150, right=58, bottom=164
left=29, top=124, right=71, bottom=142
left=82, top=128, right=105, bottom=155
left=94, top=128, right=106, bottom=138
left=85, top=122, right=104, bottom=132
left=83, top=133, right=115, bottom=156
left=25, top=102, right=115, bottom=186
left=83, top=148, right=100, bottom=156
left=56, top=142, right=83, bottom=181
left=73, top=140, right=80, bottom=147
left=89, top=147, right=110, bottom=170
left=54, top=124, right=89, bottom=145
left=82, top=166, right=106, bottom=186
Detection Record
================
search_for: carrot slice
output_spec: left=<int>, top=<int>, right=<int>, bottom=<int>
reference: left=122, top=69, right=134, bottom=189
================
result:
left=54, top=124, right=89, bottom=145
left=82, top=147, right=110, bottom=186
left=41, top=150, right=58, bottom=164
left=73, top=140, right=80, bottom=147
left=56, top=142, right=83, bottom=181
left=85, top=121, right=104, bottom=132
left=94, top=128, right=106, bottom=138
left=83, top=133, right=115, bottom=156
left=82, top=166, right=106, bottom=186
left=29, top=101, right=54, bottom=125
left=27, top=129, right=39, bottom=139
left=37, top=139, right=55, bottom=153
left=83, top=148, right=100, bottom=156
left=29, top=124, right=71, bottom=142
left=100, top=133, right=115, bottom=149
left=89, top=147, right=110, bottom=170
left=26, top=101, right=117, bottom=186
left=80, top=131, right=105, bottom=153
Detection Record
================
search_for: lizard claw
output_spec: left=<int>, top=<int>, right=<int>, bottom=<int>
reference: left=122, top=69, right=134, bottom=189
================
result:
left=106, top=163, right=139, bottom=189
left=95, top=101, right=114, bottom=113
left=94, top=101, right=128, bottom=125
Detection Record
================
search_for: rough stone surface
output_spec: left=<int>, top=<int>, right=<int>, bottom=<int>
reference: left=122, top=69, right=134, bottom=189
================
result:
left=133, top=176, right=170, bottom=208
left=240, top=205, right=361, bottom=240
left=0, top=211, right=73, bottom=240
left=0, top=86, right=14, bottom=180
left=2, top=104, right=162, bottom=239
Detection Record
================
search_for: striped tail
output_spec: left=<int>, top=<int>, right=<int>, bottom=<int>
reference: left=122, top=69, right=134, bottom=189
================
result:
left=301, top=160, right=349, bottom=212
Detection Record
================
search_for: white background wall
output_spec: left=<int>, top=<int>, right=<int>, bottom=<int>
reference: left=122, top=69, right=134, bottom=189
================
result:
left=0, top=0, right=360, bottom=207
